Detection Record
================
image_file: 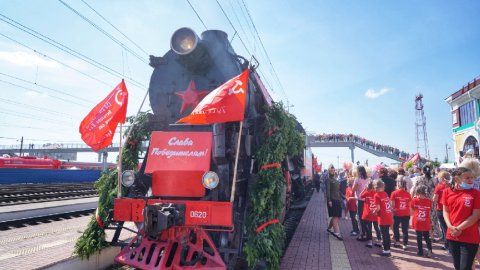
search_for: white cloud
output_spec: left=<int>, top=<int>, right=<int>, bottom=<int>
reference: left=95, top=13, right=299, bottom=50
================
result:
left=0, top=51, right=60, bottom=68
left=364, top=88, right=392, bottom=99
left=24, top=90, right=48, bottom=98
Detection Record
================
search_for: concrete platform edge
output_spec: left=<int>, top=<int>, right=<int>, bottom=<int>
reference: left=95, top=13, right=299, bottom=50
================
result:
left=38, top=245, right=121, bottom=270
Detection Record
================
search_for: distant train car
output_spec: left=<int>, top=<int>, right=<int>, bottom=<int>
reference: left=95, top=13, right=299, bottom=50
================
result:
left=0, top=156, right=115, bottom=171
left=0, top=156, right=61, bottom=169
left=61, top=161, right=116, bottom=170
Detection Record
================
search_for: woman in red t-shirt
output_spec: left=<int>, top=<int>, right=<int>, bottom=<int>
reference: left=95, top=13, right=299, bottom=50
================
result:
left=442, top=167, right=480, bottom=270
left=346, top=178, right=360, bottom=236
left=360, top=181, right=380, bottom=248
left=373, top=179, right=393, bottom=257
left=432, top=170, right=450, bottom=250
left=391, top=178, right=412, bottom=250
left=411, top=186, right=433, bottom=257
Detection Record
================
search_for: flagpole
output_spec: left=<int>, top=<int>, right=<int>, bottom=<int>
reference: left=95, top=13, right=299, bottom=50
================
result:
left=117, top=123, right=123, bottom=198
left=230, top=120, right=243, bottom=202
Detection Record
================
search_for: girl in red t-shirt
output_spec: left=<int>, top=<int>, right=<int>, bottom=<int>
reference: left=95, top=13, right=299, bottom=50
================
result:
left=391, top=178, right=412, bottom=250
left=346, top=178, right=360, bottom=236
left=432, top=170, right=450, bottom=250
left=373, top=179, right=393, bottom=257
left=411, top=185, right=433, bottom=257
left=360, top=181, right=381, bottom=248
left=442, top=167, right=480, bottom=270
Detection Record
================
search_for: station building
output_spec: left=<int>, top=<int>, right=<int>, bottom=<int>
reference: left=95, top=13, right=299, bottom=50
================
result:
left=445, top=76, right=480, bottom=163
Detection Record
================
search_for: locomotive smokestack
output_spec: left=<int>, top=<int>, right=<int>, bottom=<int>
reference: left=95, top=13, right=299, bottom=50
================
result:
left=170, top=27, right=211, bottom=73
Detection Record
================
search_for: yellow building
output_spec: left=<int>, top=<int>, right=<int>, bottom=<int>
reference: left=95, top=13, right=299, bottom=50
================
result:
left=445, top=76, right=480, bottom=164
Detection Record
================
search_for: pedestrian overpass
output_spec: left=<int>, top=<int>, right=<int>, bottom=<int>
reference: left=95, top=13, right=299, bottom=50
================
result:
left=0, top=134, right=410, bottom=163
left=307, top=134, right=410, bottom=162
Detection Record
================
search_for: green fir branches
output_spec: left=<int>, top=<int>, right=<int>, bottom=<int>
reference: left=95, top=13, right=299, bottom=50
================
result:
left=74, top=112, right=150, bottom=259
left=244, top=102, right=304, bottom=269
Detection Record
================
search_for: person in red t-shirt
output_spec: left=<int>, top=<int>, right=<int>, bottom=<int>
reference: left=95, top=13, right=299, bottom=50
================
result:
left=391, top=178, right=412, bottom=250
left=442, top=167, right=480, bottom=270
left=411, top=185, right=433, bottom=257
left=346, top=178, right=360, bottom=236
left=360, top=181, right=381, bottom=248
left=373, top=179, right=393, bottom=257
left=432, top=170, right=450, bottom=250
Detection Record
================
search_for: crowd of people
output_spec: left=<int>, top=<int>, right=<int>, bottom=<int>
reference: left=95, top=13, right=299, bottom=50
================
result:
left=314, top=133, right=411, bottom=160
left=317, top=157, right=480, bottom=270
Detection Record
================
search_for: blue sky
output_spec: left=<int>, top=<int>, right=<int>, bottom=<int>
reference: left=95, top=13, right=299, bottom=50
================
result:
left=0, top=1, right=479, bottom=165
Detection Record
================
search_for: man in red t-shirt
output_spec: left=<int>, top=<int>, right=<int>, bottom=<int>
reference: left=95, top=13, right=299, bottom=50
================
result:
left=391, top=178, right=412, bottom=250
left=432, top=171, right=450, bottom=250
left=411, top=186, right=432, bottom=257
left=373, top=179, right=393, bottom=257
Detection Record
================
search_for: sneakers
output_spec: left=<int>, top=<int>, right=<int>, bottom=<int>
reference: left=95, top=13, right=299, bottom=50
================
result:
left=350, top=231, right=358, bottom=236
left=425, top=250, right=432, bottom=258
left=393, top=242, right=401, bottom=248
left=374, top=242, right=383, bottom=247
left=402, top=245, right=408, bottom=251
left=334, top=233, right=343, bottom=241
left=365, top=243, right=373, bottom=248
left=417, top=251, right=424, bottom=257
left=379, top=250, right=391, bottom=257
left=357, top=236, right=368, bottom=242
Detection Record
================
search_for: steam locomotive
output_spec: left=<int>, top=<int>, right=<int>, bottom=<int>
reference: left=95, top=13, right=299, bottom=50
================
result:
left=109, top=27, right=312, bottom=269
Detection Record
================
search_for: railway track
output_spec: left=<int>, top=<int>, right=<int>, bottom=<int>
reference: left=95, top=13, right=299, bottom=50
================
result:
left=0, top=198, right=97, bottom=230
left=0, top=183, right=96, bottom=205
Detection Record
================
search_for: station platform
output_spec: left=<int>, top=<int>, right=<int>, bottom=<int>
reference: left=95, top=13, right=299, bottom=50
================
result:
left=280, top=191, right=459, bottom=270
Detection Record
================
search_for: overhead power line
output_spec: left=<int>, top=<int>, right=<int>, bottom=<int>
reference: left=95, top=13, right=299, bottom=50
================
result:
left=0, top=13, right=147, bottom=89
left=186, top=0, right=208, bottom=31
left=80, top=0, right=150, bottom=56
left=0, top=72, right=94, bottom=105
left=0, top=33, right=112, bottom=88
left=58, top=0, right=148, bottom=65
left=0, top=78, right=88, bottom=108
left=240, top=0, right=288, bottom=103
left=0, top=97, right=73, bottom=118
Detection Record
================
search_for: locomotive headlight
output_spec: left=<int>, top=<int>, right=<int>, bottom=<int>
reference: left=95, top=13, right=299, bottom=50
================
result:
left=121, top=170, right=135, bottom=187
left=171, top=27, right=198, bottom=55
left=202, top=171, right=219, bottom=189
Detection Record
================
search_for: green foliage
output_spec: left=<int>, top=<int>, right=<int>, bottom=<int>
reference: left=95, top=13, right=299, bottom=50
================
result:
left=244, top=102, right=304, bottom=269
left=74, top=112, right=151, bottom=259
left=404, top=160, right=414, bottom=170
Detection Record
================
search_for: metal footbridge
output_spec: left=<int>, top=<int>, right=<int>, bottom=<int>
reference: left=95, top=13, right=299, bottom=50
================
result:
left=307, top=135, right=410, bottom=162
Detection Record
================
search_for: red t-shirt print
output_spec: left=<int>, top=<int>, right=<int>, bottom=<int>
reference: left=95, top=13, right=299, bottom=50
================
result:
left=361, top=190, right=377, bottom=222
left=411, top=197, right=432, bottom=231
left=346, top=187, right=357, bottom=212
left=375, top=191, right=393, bottom=225
left=441, top=188, right=480, bottom=244
left=391, top=189, right=412, bottom=217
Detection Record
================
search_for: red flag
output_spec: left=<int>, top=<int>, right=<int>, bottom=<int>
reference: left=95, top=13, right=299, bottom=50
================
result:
left=79, top=80, right=128, bottom=151
left=176, top=69, right=249, bottom=124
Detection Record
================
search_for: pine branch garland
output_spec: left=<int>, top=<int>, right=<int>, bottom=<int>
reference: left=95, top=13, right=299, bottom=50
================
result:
left=74, top=112, right=151, bottom=259
left=244, top=102, right=304, bottom=269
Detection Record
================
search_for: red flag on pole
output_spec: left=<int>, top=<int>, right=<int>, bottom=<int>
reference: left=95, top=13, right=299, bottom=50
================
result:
left=176, top=69, right=249, bottom=124
left=79, top=80, right=128, bottom=151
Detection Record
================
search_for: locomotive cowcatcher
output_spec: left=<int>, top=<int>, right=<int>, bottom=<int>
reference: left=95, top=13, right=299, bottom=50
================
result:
left=108, top=27, right=311, bottom=269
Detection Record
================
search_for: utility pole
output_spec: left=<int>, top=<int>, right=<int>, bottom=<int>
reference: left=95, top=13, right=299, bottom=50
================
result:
left=415, top=94, right=430, bottom=159
left=445, top=144, right=448, bottom=162
left=19, top=136, right=23, bottom=156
